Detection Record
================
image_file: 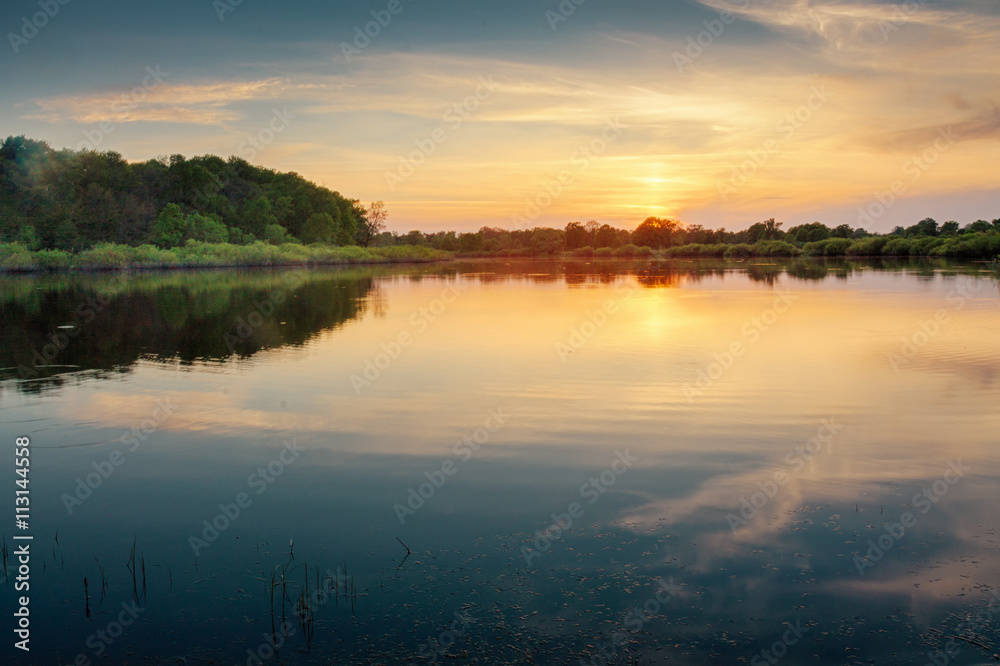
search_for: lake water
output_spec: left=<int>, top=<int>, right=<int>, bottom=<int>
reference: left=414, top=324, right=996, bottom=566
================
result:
left=1, top=258, right=999, bottom=665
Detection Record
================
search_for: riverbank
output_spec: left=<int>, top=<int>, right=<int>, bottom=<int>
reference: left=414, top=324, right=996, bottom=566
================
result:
left=4, top=238, right=998, bottom=273
left=0, top=241, right=449, bottom=272
left=447, top=233, right=1000, bottom=260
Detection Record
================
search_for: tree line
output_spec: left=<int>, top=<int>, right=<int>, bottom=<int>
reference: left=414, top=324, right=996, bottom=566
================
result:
left=381, top=217, right=1000, bottom=258
left=0, top=136, right=385, bottom=251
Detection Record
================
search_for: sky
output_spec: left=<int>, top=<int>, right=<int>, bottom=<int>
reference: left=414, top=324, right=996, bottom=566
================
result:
left=2, top=0, right=999, bottom=234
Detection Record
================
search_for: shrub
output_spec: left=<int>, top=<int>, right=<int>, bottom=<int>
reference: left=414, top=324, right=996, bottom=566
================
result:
left=594, top=247, right=614, bottom=258
left=753, top=240, right=803, bottom=257
left=724, top=243, right=753, bottom=258
left=663, top=244, right=703, bottom=258
left=846, top=236, right=888, bottom=256
left=571, top=246, right=595, bottom=257
left=0, top=242, right=35, bottom=271
left=32, top=249, right=71, bottom=270
left=882, top=238, right=914, bottom=256
left=699, top=244, right=728, bottom=257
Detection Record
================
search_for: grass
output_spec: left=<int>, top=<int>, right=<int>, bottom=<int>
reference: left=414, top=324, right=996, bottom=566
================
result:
left=0, top=241, right=451, bottom=272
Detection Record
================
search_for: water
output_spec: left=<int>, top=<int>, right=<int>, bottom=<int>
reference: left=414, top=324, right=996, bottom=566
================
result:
left=1, top=258, right=998, bottom=665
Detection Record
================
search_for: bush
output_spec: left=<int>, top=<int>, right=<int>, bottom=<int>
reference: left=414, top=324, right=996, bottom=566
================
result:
left=32, top=249, right=71, bottom=270
left=724, top=243, right=753, bottom=258
left=594, top=247, right=614, bottom=258
left=882, top=238, right=914, bottom=256
left=698, top=244, right=728, bottom=257
left=571, top=246, right=595, bottom=257
left=753, top=240, right=803, bottom=257
left=663, top=244, right=703, bottom=257
left=613, top=244, right=640, bottom=257
left=929, top=232, right=1000, bottom=259
left=846, top=236, right=888, bottom=256
left=803, top=238, right=851, bottom=256
left=76, top=243, right=134, bottom=269
left=0, top=242, right=35, bottom=271
left=187, top=213, right=229, bottom=244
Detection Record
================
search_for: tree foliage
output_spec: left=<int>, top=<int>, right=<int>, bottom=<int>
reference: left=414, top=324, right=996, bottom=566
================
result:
left=0, top=135, right=368, bottom=249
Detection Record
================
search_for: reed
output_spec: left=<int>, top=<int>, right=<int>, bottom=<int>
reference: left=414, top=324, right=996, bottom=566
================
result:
left=94, top=556, right=108, bottom=606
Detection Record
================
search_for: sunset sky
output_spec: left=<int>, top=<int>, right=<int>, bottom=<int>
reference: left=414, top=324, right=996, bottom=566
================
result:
left=2, top=0, right=999, bottom=233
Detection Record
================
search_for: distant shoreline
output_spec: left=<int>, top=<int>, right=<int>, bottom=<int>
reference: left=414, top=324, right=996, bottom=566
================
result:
left=2, top=240, right=997, bottom=274
left=0, top=242, right=448, bottom=273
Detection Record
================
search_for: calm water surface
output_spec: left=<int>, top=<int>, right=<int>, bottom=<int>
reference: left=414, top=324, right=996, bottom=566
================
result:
left=1, top=258, right=998, bottom=665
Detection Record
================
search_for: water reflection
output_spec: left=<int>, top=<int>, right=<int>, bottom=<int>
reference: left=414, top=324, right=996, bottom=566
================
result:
left=0, top=258, right=998, bottom=665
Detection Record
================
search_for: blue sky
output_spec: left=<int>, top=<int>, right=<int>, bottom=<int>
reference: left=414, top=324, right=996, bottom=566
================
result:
left=3, top=0, right=999, bottom=232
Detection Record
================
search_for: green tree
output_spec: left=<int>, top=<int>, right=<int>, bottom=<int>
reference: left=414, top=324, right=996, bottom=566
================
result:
left=745, top=218, right=783, bottom=243
left=17, top=225, right=40, bottom=250
left=595, top=224, right=620, bottom=248
left=152, top=204, right=188, bottom=248
left=186, top=213, right=229, bottom=243
left=632, top=217, right=681, bottom=248
left=458, top=232, right=484, bottom=252
left=264, top=223, right=292, bottom=245
left=529, top=227, right=564, bottom=254
left=906, top=218, right=938, bottom=236
left=786, top=222, right=831, bottom=243
left=241, top=196, right=278, bottom=238
left=300, top=212, right=337, bottom=244
left=565, top=222, right=589, bottom=249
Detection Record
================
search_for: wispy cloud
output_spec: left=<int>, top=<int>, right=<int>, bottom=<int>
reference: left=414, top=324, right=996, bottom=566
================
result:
left=26, top=78, right=308, bottom=126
